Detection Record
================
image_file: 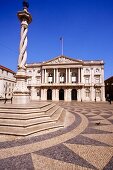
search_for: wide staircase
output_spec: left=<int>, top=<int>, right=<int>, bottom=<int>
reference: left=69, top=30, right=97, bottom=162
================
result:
left=0, top=102, right=67, bottom=136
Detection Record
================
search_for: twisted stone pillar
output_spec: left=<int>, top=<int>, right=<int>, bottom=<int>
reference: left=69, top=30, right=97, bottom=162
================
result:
left=18, top=20, right=28, bottom=69
left=13, top=4, right=32, bottom=104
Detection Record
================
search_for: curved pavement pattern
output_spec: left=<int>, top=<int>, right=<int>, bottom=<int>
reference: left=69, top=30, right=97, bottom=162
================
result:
left=0, top=102, right=113, bottom=170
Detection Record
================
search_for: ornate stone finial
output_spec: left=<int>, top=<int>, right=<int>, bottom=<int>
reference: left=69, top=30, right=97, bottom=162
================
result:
left=23, top=0, right=29, bottom=9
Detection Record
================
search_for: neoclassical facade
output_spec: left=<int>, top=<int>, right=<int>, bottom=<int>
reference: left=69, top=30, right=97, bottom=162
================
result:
left=26, top=55, right=105, bottom=102
left=0, top=65, right=16, bottom=98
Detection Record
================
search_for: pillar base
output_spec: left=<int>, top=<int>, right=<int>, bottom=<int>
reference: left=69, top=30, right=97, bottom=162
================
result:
left=13, top=94, right=30, bottom=104
left=13, top=69, right=30, bottom=104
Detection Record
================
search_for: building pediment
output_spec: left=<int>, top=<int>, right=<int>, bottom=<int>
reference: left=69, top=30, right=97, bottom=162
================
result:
left=43, top=55, right=83, bottom=65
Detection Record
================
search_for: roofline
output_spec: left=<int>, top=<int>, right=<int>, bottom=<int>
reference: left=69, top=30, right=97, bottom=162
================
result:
left=26, top=55, right=104, bottom=66
left=42, top=55, right=83, bottom=64
left=105, top=76, right=113, bottom=82
left=0, top=65, right=15, bottom=74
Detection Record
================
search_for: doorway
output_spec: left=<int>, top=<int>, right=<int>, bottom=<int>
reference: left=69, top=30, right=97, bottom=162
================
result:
left=71, top=89, right=77, bottom=100
left=59, top=89, right=64, bottom=100
left=47, top=89, right=52, bottom=100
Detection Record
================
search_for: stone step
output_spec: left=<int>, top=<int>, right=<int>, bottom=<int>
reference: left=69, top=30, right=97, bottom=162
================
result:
left=51, top=107, right=64, bottom=120
left=41, top=103, right=56, bottom=112
left=46, top=105, right=60, bottom=116
left=0, top=116, right=53, bottom=127
left=0, top=102, right=51, bottom=109
left=0, top=104, right=59, bottom=120
left=0, top=103, right=56, bottom=114
left=0, top=102, right=66, bottom=136
left=57, top=109, right=67, bottom=124
left=0, top=112, right=46, bottom=120
left=0, top=120, right=64, bottom=136
left=0, top=108, right=40, bottom=114
left=0, top=106, right=63, bottom=127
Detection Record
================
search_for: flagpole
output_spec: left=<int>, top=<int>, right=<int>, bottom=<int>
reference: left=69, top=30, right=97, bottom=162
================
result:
left=62, top=37, right=63, bottom=56
left=60, top=37, right=64, bottom=56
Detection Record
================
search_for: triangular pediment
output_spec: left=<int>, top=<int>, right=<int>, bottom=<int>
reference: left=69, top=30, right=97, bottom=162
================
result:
left=43, top=55, right=83, bottom=65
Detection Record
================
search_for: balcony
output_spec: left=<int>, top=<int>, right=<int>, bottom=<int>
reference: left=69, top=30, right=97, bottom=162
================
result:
left=41, top=82, right=84, bottom=87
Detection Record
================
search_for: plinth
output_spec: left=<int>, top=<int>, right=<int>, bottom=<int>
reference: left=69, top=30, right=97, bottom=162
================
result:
left=13, top=69, right=30, bottom=104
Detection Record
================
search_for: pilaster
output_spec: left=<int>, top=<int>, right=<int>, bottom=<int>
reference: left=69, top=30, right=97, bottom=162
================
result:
left=54, top=69, right=55, bottom=83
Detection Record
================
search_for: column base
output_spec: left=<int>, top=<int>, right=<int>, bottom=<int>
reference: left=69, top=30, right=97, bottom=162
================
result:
left=13, top=94, right=30, bottom=104
left=13, top=69, right=30, bottom=104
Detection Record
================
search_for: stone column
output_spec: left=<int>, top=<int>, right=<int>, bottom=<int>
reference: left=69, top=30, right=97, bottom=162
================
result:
left=54, top=69, right=55, bottom=83
left=78, top=68, right=80, bottom=83
left=41, top=89, right=44, bottom=100
left=52, top=89, right=55, bottom=101
left=81, top=88, right=85, bottom=101
left=56, top=89, right=59, bottom=101
left=80, top=68, right=81, bottom=83
left=101, top=86, right=105, bottom=101
left=101, top=68, right=104, bottom=84
left=67, top=89, right=71, bottom=101
left=69, top=68, right=70, bottom=83
left=56, top=69, right=59, bottom=83
left=45, top=69, right=47, bottom=84
left=91, top=68, right=94, bottom=84
left=42, top=69, right=44, bottom=84
left=101, top=67, right=105, bottom=101
left=78, top=89, right=81, bottom=101
left=66, top=68, right=67, bottom=83
left=81, top=68, right=83, bottom=83
left=13, top=2, right=32, bottom=104
left=42, top=89, right=47, bottom=100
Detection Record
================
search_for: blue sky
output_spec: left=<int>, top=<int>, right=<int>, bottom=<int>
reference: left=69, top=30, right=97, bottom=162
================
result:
left=0, top=0, right=113, bottom=79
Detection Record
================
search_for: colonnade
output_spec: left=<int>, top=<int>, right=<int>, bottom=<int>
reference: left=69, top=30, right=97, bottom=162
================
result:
left=42, top=68, right=82, bottom=84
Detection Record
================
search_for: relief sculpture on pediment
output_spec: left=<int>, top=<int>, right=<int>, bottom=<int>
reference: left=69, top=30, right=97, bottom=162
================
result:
left=49, top=57, right=74, bottom=64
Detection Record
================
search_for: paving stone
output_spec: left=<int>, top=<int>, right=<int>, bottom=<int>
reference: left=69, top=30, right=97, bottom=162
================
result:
left=103, top=156, right=113, bottom=170
left=65, top=135, right=110, bottom=146
left=0, top=154, right=34, bottom=170
left=35, top=144, right=97, bottom=169
left=0, top=101, right=112, bottom=169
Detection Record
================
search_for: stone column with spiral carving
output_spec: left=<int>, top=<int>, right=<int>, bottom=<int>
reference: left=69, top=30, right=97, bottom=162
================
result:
left=13, top=1, right=32, bottom=104
left=18, top=20, right=28, bottom=69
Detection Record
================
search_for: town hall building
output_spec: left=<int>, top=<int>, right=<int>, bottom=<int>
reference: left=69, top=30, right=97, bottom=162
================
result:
left=26, top=55, right=105, bottom=102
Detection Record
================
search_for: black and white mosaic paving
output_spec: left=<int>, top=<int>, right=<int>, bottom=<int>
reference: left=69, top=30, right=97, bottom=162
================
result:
left=0, top=102, right=113, bottom=170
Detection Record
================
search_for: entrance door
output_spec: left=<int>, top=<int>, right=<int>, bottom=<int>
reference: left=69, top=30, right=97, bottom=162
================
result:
left=47, top=89, right=52, bottom=100
left=71, top=89, right=77, bottom=100
left=59, top=89, right=64, bottom=100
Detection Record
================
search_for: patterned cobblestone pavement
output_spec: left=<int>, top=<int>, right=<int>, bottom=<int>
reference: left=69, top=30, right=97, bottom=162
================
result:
left=0, top=102, right=113, bottom=170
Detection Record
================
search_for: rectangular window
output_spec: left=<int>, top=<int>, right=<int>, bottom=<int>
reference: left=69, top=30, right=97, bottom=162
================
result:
left=60, top=76, right=64, bottom=83
left=95, top=76, right=100, bottom=84
left=85, top=88, right=90, bottom=97
left=72, top=76, right=76, bottom=83
left=86, top=91, right=90, bottom=97
left=96, top=89, right=101, bottom=97
left=48, top=76, right=53, bottom=83
left=85, top=76, right=90, bottom=84
left=28, top=80, right=31, bottom=84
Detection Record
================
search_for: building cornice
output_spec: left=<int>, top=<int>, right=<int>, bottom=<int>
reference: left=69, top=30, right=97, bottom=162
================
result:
left=0, top=65, right=15, bottom=74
